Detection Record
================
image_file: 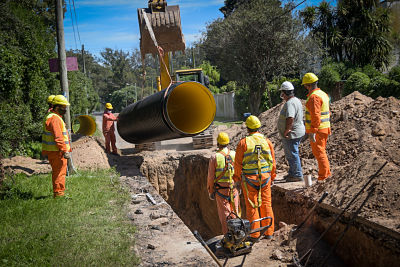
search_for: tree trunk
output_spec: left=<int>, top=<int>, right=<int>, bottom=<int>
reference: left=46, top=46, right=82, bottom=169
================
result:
left=248, top=85, right=262, bottom=115
left=0, top=155, right=4, bottom=189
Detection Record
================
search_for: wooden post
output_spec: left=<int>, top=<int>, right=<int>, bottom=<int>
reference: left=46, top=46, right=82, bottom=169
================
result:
left=55, top=0, right=71, bottom=129
left=55, top=0, right=76, bottom=174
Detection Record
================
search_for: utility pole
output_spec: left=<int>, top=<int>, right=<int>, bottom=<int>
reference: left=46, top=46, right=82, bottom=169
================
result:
left=135, top=83, right=137, bottom=102
left=55, top=0, right=76, bottom=174
left=192, top=47, right=195, bottom=68
left=55, top=0, right=71, bottom=129
left=81, top=44, right=88, bottom=114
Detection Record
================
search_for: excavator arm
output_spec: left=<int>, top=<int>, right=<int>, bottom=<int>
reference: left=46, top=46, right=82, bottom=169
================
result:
left=138, top=1, right=185, bottom=90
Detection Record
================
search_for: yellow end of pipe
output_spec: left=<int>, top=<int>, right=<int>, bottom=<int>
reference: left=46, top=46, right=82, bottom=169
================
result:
left=75, top=115, right=96, bottom=136
left=166, top=82, right=216, bottom=134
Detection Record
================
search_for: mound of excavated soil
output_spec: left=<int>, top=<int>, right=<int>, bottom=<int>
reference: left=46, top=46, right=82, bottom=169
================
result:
left=71, top=136, right=111, bottom=170
left=223, top=91, right=400, bottom=232
left=304, top=93, right=400, bottom=231
left=2, top=136, right=110, bottom=176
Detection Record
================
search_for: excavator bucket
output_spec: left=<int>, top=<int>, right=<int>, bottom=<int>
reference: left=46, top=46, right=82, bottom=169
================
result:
left=137, top=2, right=185, bottom=59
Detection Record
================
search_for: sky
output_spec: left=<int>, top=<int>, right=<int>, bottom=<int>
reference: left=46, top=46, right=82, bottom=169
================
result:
left=63, top=0, right=326, bottom=57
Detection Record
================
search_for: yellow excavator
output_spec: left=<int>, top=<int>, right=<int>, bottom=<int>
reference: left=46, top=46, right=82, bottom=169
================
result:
left=115, top=0, right=215, bottom=144
left=137, top=0, right=186, bottom=90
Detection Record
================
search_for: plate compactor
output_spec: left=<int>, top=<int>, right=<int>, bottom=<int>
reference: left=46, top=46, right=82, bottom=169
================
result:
left=215, top=213, right=273, bottom=258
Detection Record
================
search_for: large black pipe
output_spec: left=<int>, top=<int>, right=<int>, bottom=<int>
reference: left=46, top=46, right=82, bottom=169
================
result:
left=117, top=81, right=216, bottom=144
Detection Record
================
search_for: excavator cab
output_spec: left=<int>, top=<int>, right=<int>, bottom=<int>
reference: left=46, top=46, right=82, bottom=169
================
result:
left=174, top=68, right=210, bottom=88
left=148, top=0, right=166, bottom=12
left=137, top=0, right=185, bottom=59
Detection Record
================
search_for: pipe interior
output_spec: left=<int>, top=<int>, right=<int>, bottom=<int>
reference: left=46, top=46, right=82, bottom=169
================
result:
left=166, top=82, right=216, bottom=134
left=76, top=115, right=96, bottom=136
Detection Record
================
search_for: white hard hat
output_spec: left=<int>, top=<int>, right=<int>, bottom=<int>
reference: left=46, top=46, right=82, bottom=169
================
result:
left=280, top=81, right=294, bottom=91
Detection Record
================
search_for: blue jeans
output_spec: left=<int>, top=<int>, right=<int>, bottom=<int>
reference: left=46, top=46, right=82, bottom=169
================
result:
left=282, top=137, right=303, bottom=178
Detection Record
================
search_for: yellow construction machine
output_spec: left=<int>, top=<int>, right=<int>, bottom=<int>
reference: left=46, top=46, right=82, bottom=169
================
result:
left=174, top=68, right=210, bottom=88
left=137, top=0, right=186, bottom=90
left=115, top=1, right=215, bottom=144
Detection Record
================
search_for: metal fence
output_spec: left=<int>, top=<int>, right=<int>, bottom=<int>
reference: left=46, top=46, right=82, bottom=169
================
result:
left=213, top=91, right=238, bottom=120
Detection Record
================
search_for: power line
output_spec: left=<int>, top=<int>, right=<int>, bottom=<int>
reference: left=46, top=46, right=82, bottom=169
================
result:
left=68, top=0, right=78, bottom=50
left=72, top=0, right=82, bottom=45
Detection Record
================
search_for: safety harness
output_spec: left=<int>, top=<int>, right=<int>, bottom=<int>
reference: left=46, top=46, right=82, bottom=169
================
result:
left=214, top=148, right=240, bottom=216
left=242, top=133, right=272, bottom=209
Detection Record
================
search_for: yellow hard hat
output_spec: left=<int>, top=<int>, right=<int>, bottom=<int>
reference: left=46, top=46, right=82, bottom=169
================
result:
left=217, top=132, right=230, bottom=145
left=52, top=95, right=70, bottom=106
left=245, top=115, right=261, bottom=130
left=301, top=73, right=319, bottom=85
left=105, top=103, right=113, bottom=109
left=47, top=95, right=55, bottom=104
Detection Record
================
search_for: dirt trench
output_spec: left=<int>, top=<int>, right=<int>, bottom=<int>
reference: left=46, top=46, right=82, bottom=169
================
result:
left=139, top=150, right=400, bottom=267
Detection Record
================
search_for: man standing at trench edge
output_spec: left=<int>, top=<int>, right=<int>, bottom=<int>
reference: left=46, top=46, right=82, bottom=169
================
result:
left=233, top=115, right=276, bottom=241
left=302, top=73, right=331, bottom=182
left=277, top=81, right=305, bottom=182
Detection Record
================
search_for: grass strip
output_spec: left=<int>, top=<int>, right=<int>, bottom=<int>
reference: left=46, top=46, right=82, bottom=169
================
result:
left=0, top=169, right=139, bottom=266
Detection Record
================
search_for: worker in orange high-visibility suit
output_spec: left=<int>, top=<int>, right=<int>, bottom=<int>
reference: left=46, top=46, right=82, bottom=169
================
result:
left=233, top=115, right=276, bottom=240
left=207, top=132, right=240, bottom=234
left=302, top=73, right=331, bottom=181
left=102, top=103, right=119, bottom=155
left=42, top=95, right=72, bottom=198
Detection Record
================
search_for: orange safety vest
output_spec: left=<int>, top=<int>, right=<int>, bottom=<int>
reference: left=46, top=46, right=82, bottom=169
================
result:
left=42, top=112, right=70, bottom=152
left=305, top=89, right=330, bottom=130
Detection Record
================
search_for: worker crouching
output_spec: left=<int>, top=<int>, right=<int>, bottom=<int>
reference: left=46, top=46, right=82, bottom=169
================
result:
left=42, top=95, right=72, bottom=198
left=207, top=132, right=240, bottom=234
left=233, top=115, right=276, bottom=240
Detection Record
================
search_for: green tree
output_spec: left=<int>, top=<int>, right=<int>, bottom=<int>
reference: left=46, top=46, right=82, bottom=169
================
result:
left=67, top=71, right=98, bottom=115
left=109, top=85, right=138, bottom=112
left=100, top=48, right=136, bottom=99
left=301, top=0, right=392, bottom=69
left=0, top=1, right=58, bottom=156
left=199, top=61, right=220, bottom=93
left=219, top=0, right=247, bottom=17
left=344, top=72, right=370, bottom=96
left=220, top=81, right=238, bottom=93
left=202, top=0, right=303, bottom=114
left=318, top=64, right=341, bottom=95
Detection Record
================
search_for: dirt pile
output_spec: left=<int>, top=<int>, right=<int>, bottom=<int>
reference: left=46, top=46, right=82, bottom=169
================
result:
left=71, top=135, right=111, bottom=170
left=304, top=92, right=400, bottom=231
left=2, top=136, right=110, bottom=176
left=222, top=91, right=400, bottom=232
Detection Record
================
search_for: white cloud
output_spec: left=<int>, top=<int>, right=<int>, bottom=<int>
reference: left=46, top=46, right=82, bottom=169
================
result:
left=183, top=33, right=201, bottom=44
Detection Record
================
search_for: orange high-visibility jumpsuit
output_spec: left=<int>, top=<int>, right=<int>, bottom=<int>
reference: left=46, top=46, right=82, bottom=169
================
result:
left=102, top=111, right=118, bottom=153
left=42, top=110, right=71, bottom=197
left=233, top=133, right=276, bottom=238
left=305, top=88, right=331, bottom=180
left=207, top=150, right=240, bottom=234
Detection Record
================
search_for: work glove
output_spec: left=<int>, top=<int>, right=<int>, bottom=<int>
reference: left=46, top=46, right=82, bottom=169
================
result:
left=63, top=152, right=71, bottom=159
left=310, top=133, right=316, bottom=143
